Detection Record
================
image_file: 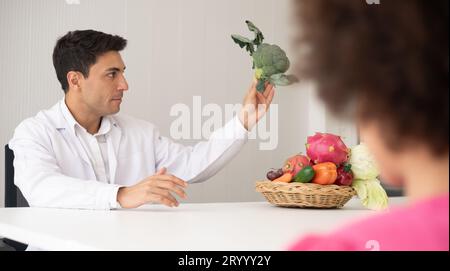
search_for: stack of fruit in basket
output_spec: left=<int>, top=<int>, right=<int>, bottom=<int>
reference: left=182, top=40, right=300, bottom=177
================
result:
left=266, top=133, right=353, bottom=186
left=266, top=132, right=390, bottom=210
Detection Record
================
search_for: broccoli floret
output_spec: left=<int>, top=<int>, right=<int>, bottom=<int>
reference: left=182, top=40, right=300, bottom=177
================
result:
left=231, top=21, right=298, bottom=91
left=253, top=44, right=290, bottom=77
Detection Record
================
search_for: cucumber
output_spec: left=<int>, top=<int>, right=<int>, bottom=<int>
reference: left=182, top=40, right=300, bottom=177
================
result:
left=294, top=166, right=315, bottom=183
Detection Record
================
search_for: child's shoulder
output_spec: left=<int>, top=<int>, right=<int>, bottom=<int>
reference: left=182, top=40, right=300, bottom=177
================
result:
left=289, top=194, right=449, bottom=251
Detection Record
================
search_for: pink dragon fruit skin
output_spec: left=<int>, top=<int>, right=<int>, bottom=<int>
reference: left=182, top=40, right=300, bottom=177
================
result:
left=306, top=132, right=349, bottom=165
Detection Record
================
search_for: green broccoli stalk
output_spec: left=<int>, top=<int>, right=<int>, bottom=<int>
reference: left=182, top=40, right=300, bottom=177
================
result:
left=231, top=20, right=298, bottom=92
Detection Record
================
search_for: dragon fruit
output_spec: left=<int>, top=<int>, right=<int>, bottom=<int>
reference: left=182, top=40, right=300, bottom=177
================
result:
left=306, top=132, right=349, bottom=165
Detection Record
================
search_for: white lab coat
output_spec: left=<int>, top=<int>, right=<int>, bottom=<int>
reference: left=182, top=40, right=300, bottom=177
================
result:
left=9, top=99, right=248, bottom=210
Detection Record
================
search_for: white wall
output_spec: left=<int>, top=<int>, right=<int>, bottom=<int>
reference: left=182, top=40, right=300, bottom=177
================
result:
left=0, top=0, right=358, bottom=206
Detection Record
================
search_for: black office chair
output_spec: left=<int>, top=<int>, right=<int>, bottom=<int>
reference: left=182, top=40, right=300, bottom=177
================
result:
left=2, top=144, right=29, bottom=251
left=5, top=145, right=29, bottom=207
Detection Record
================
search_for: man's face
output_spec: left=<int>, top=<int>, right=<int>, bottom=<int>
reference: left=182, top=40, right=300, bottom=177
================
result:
left=78, top=51, right=128, bottom=116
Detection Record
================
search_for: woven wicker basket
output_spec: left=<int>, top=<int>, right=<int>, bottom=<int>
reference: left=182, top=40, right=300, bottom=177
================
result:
left=256, top=181, right=356, bottom=208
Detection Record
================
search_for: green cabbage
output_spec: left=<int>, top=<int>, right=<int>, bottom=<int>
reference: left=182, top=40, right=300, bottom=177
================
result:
left=352, top=179, right=389, bottom=211
left=349, top=144, right=389, bottom=210
left=349, top=143, right=380, bottom=180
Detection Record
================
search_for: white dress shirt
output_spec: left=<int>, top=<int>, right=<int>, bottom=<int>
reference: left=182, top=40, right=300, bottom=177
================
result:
left=9, top=98, right=249, bottom=210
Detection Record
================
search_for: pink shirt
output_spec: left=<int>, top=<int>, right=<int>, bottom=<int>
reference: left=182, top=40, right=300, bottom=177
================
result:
left=288, top=193, right=449, bottom=251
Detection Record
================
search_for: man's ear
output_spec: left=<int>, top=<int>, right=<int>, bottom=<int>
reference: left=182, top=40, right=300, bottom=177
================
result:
left=67, top=71, right=82, bottom=91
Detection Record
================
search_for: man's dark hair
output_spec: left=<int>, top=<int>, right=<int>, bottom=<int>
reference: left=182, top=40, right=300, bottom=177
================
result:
left=52, top=30, right=127, bottom=93
left=294, top=0, right=448, bottom=156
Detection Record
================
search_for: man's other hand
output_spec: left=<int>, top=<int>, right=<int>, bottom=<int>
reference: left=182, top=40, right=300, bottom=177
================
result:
left=117, top=167, right=188, bottom=208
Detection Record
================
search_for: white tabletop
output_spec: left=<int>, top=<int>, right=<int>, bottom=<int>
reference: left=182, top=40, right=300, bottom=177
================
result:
left=0, top=197, right=406, bottom=251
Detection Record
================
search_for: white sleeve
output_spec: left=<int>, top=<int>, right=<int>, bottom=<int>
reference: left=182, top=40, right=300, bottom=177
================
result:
left=154, top=116, right=249, bottom=183
left=9, top=120, right=122, bottom=210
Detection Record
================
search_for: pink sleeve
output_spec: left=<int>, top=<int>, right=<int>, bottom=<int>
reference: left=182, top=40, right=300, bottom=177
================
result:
left=287, top=234, right=358, bottom=251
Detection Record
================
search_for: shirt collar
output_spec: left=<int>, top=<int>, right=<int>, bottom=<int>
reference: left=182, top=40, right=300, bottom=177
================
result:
left=59, top=98, right=117, bottom=136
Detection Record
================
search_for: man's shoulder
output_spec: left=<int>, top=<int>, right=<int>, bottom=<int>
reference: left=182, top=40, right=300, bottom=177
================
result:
left=14, top=101, right=62, bottom=134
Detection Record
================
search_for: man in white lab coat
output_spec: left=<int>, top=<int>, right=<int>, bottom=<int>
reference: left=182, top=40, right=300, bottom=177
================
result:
left=8, top=30, right=275, bottom=210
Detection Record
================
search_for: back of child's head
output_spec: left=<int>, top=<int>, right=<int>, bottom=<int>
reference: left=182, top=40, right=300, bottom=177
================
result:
left=293, top=0, right=448, bottom=157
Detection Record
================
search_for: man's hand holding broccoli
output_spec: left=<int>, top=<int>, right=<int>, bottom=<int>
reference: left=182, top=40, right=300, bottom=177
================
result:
left=239, top=80, right=275, bottom=131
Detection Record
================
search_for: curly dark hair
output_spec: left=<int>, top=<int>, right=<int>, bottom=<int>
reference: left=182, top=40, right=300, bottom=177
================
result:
left=294, top=0, right=448, bottom=156
left=52, top=30, right=127, bottom=92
